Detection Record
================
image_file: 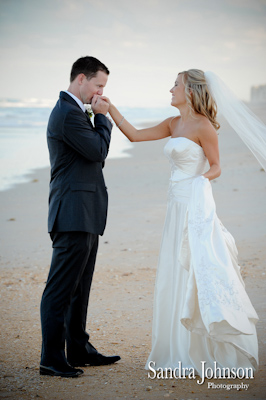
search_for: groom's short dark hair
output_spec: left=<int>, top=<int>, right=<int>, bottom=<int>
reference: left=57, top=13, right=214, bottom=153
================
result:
left=70, top=56, right=109, bottom=82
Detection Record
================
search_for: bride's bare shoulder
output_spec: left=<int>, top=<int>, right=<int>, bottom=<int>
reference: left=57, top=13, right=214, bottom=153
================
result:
left=197, top=116, right=218, bottom=142
left=169, top=115, right=181, bottom=132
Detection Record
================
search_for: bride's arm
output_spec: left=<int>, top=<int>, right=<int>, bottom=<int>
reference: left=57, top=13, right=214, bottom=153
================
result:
left=198, top=121, right=221, bottom=181
left=107, top=102, right=172, bottom=142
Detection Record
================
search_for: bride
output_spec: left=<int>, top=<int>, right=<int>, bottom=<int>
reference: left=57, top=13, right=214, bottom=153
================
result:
left=104, top=69, right=263, bottom=376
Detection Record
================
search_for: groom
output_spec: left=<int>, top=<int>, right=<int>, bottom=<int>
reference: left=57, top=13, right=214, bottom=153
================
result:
left=40, top=56, right=120, bottom=378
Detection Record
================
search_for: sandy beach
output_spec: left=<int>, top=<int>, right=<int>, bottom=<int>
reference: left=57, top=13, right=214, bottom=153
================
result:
left=0, top=107, right=266, bottom=400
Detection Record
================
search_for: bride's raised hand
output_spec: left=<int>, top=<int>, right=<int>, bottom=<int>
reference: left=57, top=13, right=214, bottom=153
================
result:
left=103, top=99, right=171, bottom=143
left=91, top=95, right=109, bottom=115
left=101, top=96, right=111, bottom=105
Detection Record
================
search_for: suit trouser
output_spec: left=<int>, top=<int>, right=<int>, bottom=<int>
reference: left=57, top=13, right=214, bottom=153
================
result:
left=40, top=231, right=98, bottom=367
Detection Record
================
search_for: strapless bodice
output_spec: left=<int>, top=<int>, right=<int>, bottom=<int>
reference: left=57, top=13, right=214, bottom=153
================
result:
left=164, top=137, right=208, bottom=181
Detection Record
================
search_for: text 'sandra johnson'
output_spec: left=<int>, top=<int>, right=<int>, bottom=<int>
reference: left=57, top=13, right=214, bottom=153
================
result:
left=147, top=361, right=254, bottom=385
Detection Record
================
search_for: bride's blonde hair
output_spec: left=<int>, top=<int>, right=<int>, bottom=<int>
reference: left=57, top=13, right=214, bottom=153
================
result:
left=179, top=69, right=220, bottom=131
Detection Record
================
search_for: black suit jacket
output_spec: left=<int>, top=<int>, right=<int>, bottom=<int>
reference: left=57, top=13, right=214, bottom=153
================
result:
left=47, top=91, right=112, bottom=235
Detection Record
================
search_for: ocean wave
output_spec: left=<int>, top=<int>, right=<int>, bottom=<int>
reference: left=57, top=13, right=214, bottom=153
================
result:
left=0, top=106, right=52, bottom=128
left=0, top=98, right=56, bottom=108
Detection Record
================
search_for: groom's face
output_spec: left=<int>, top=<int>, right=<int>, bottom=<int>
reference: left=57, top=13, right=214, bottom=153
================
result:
left=79, top=71, right=108, bottom=104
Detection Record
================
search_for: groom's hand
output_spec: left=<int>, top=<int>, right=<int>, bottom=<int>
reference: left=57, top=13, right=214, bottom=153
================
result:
left=91, top=95, right=109, bottom=115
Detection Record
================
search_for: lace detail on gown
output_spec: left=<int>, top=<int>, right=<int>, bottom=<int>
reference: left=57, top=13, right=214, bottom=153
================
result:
left=196, top=256, right=244, bottom=311
left=188, top=207, right=212, bottom=237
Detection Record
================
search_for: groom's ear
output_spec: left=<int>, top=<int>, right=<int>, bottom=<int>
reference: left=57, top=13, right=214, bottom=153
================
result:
left=77, top=73, right=86, bottom=85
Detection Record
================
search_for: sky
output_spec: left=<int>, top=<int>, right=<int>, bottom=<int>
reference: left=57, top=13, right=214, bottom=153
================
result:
left=0, top=0, right=266, bottom=107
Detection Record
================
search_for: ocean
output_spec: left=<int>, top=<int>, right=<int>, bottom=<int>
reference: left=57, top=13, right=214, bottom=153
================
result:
left=0, top=99, right=175, bottom=191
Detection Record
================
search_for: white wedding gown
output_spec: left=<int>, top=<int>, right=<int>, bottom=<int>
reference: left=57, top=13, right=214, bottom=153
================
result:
left=145, top=137, right=259, bottom=376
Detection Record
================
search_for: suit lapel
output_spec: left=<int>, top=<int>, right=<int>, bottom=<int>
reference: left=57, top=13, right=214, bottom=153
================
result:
left=60, top=91, right=81, bottom=108
left=60, top=92, right=94, bottom=128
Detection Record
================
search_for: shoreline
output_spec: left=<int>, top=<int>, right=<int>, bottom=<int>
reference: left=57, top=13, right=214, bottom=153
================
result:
left=0, top=125, right=134, bottom=193
left=0, top=116, right=265, bottom=399
left=0, top=102, right=264, bottom=193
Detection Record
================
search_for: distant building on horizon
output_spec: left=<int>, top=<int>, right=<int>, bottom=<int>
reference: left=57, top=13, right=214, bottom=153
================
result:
left=250, top=84, right=266, bottom=104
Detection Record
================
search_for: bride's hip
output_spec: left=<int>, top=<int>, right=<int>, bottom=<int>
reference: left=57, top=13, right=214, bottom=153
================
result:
left=168, top=177, right=195, bottom=203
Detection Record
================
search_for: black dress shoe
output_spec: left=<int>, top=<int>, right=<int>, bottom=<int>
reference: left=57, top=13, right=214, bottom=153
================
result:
left=40, top=364, right=84, bottom=378
left=68, top=353, right=121, bottom=367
